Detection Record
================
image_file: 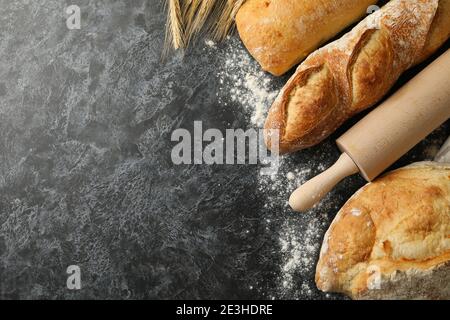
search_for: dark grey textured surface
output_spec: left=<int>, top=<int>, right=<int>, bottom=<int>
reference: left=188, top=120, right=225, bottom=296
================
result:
left=0, top=0, right=448, bottom=300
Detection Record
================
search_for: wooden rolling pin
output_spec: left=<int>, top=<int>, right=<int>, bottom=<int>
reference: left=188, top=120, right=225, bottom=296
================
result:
left=290, top=49, right=450, bottom=212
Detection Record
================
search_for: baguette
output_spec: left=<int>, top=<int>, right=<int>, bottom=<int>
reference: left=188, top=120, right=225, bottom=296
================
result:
left=315, top=162, right=450, bottom=299
left=235, top=0, right=378, bottom=76
left=264, top=0, right=450, bottom=154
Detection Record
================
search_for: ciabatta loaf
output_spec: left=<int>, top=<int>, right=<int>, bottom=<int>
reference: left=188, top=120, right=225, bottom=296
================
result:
left=264, top=0, right=450, bottom=154
left=316, top=162, right=450, bottom=300
left=236, top=0, right=378, bottom=76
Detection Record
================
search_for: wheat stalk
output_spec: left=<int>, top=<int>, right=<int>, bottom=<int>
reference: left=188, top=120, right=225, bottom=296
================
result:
left=212, top=0, right=245, bottom=41
left=183, top=0, right=202, bottom=29
left=186, top=0, right=217, bottom=45
left=164, top=0, right=246, bottom=53
left=164, top=0, right=184, bottom=55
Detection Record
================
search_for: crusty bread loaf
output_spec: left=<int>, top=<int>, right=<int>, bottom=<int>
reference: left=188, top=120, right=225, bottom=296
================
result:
left=235, top=0, right=378, bottom=76
left=264, top=0, right=450, bottom=154
left=315, top=162, right=450, bottom=300
left=418, top=0, right=450, bottom=63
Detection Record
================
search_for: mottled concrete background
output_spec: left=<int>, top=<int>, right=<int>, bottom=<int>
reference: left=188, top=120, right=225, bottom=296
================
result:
left=0, top=0, right=448, bottom=300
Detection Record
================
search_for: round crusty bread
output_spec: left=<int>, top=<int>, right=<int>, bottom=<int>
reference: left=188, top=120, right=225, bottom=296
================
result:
left=315, top=162, right=450, bottom=300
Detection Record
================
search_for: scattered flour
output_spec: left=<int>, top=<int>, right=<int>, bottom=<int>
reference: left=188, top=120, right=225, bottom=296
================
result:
left=215, top=38, right=278, bottom=127
left=286, top=172, right=295, bottom=181
left=204, top=39, right=216, bottom=48
left=257, top=156, right=335, bottom=298
left=205, top=37, right=339, bottom=299
left=279, top=217, right=321, bottom=294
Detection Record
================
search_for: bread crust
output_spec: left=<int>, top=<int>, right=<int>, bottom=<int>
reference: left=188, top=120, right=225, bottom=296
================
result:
left=264, top=0, right=450, bottom=154
left=235, top=0, right=377, bottom=76
left=315, top=162, right=450, bottom=300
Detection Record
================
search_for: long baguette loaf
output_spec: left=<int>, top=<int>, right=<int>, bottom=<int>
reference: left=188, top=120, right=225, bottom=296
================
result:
left=236, top=0, right=378, bottom=76
left=264, top=0, right=450, bottom=154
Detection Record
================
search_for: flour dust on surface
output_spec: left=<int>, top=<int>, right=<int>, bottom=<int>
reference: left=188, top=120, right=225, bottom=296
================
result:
left=203, top=36, right=342, bottom=299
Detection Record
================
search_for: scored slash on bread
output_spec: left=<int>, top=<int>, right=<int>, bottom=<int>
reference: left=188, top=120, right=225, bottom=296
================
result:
left=264, top=0, right=450, bottom=154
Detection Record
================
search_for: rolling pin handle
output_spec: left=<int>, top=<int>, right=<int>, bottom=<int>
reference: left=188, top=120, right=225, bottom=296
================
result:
left=289, top=153, right=359, bottom=212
